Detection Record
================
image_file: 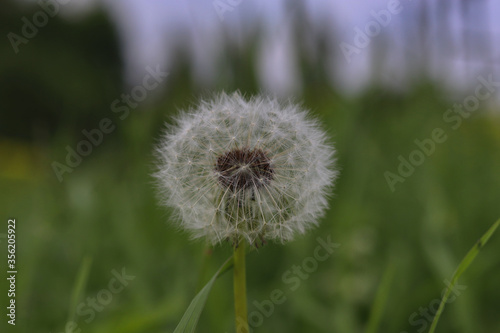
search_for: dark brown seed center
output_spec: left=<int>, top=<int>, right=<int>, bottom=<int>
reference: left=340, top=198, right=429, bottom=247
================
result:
left=215, top=148, right=273, bottom=192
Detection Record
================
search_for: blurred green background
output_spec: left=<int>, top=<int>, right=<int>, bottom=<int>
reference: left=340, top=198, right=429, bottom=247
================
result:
left=1, top=1, right=500, bottom=333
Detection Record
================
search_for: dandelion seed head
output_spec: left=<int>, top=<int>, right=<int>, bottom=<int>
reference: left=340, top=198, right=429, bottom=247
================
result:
left=154, top=92, right=337, bottom=245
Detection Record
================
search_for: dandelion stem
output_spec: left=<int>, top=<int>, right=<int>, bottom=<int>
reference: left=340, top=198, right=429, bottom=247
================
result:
left=233, top=239, right=249, bottom=333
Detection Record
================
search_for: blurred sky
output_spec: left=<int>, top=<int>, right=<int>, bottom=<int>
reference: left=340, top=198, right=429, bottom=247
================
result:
left=25, top=0, right=500, bottom=98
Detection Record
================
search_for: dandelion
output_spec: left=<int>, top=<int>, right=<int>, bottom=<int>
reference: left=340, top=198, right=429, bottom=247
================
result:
left=154, top=92, right=337, bottom=333
left=154, top=92, right=337, bottom=246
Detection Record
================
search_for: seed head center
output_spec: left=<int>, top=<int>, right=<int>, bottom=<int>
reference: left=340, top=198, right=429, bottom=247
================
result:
left=215, top=148, right=273, bottom=191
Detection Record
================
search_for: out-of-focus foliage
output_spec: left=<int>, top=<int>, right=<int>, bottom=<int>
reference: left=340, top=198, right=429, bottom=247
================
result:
left=1, top=2, right=500, bottom=333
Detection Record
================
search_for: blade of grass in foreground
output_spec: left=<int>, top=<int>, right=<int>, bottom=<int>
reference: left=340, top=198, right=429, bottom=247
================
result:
left=428, top=218, right=500, bottom=333
left=173, top=255, right=233, bottom=333
left=365, top=258, right=395, bottom=333
left=67, top=256, right=93, bottom=323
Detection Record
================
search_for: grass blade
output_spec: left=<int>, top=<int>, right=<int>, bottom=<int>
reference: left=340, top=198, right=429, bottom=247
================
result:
left=428, top=218, right=500, bottom=333
left=173, top=255, right=233, bottom=333
left=67, top=256, right=93, bottom=323
left=365, top=258, right=395, bottom=333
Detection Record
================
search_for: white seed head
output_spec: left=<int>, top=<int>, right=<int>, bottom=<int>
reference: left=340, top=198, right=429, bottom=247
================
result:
left=154, top=92, right=337, bottom=245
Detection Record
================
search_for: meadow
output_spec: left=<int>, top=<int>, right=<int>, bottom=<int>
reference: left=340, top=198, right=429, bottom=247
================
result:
left=1, top=3, right=500, bottom=333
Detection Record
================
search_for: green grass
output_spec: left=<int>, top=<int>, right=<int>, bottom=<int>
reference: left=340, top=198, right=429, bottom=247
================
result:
left=429, top=218, right=500, bottom=333
left=1, top=71, right=500, bottom=333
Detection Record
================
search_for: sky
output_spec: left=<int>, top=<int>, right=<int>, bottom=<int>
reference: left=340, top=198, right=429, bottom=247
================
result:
left=27, top=0, right=500, bottom=98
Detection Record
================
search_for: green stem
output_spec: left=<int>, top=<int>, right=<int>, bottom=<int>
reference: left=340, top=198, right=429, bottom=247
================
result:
left=233, top=240, right=249, bottom=333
